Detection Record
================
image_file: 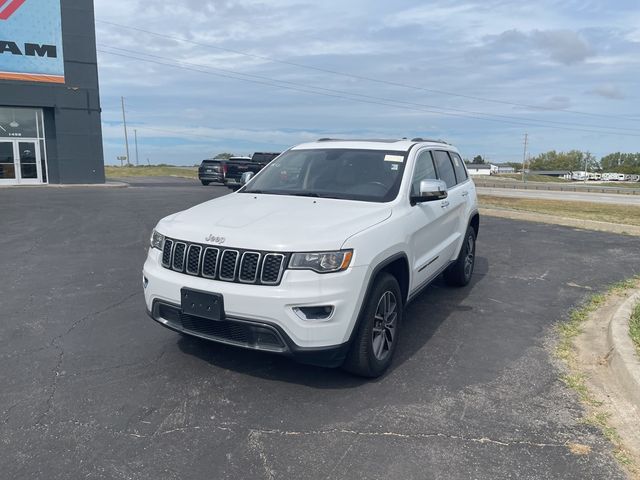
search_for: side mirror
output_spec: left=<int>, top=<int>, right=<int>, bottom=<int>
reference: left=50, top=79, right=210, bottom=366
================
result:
left=240, top=171, right=254, bottom=185
left=411, top=179, right=448, bottom=204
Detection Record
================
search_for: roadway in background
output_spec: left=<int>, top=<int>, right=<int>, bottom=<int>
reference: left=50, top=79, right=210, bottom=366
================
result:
left=477, top=186, right=640, bottom=205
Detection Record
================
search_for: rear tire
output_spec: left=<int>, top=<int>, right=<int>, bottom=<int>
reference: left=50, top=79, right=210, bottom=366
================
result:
left=343, top=273, right=403, bottom=378
left=443, top=226, right=476, bottom=287
left=201, top=180, right=210, bottom=186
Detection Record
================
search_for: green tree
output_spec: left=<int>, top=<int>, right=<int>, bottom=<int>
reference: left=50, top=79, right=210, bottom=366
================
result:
left=214, top=152, right=234, bottom=159
left=528, top=150, right=599, bottom=171
left=600, top=152, right=640, bottom=174
left=472, top=155, right=485, bottom=164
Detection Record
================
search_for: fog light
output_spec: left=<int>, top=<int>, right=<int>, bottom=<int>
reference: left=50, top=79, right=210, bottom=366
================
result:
left=293, top=306, right=334, bottom=321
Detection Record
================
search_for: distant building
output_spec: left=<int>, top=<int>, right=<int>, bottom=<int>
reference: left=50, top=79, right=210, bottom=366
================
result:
left=466, top=164, right=498, bottom=176
left=496, top=165, right=515, bottom=174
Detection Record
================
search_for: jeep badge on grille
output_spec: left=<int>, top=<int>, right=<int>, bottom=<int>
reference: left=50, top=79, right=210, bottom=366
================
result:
left=205, top=234, right=226, bottom=244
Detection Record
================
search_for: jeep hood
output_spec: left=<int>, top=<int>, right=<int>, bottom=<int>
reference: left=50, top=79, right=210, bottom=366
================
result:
left=156, top=193, right=391, bottom=251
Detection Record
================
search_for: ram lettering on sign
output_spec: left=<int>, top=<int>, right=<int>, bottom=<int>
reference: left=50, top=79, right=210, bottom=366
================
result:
left=0, top=0, right=65, bottom=83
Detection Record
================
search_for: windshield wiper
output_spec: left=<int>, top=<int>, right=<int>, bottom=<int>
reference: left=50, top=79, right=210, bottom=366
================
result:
left=242, top=189, right=283, bottom=195
left=288, top=192, right=320, bottom=197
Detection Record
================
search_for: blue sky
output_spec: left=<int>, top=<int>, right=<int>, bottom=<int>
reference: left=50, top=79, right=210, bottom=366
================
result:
left=95, top=0, right=640, bottom=165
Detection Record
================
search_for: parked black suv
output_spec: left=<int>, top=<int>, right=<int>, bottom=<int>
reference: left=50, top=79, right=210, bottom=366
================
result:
left=198, top=159, right=225, bottom=185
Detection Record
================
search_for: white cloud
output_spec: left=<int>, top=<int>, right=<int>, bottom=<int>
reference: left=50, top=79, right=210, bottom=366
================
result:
left=587, top=85, right=625, bottom=100
left=94, top=0, right=640, bottom=164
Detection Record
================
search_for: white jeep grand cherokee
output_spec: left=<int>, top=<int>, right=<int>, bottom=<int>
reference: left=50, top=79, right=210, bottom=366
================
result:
left=143, top=138, right=479, bottom=377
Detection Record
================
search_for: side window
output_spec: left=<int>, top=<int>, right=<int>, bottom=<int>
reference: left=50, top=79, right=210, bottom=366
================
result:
left=449, top=152, right=468, bottom=182
left=433, top=150, right=457, bottom=188
left=411, top=150, right=437, bottom=196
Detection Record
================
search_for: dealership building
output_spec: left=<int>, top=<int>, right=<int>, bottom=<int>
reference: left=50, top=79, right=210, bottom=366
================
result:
left=0, top=0, right=104, bottom=185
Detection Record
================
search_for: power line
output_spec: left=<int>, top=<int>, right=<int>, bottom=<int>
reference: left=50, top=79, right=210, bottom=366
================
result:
left=100, top=45, right=639, bottom=134
left=96, top=19, right=640, bottom=123
left=97, top=47, right=640, bottom=138
left=121, top=124, right=291, bottom=148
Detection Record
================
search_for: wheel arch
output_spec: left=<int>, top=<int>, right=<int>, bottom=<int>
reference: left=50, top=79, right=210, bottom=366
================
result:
left=347, top=252, right=410, bottom=346
left=469, top=211, right=480, bottom=238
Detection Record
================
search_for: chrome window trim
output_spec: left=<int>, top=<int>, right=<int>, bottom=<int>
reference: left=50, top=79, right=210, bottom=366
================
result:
left=201, top=247, right=220, bottom=279
left=239, top=251, right=261, bottom=283
left=219, top=249, right=240, bottom=281
left=260, top=253, right=285, bottom=285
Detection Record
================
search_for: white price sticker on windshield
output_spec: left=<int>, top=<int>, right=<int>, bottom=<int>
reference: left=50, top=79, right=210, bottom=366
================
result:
left=384, top=154, right=404, bottom=163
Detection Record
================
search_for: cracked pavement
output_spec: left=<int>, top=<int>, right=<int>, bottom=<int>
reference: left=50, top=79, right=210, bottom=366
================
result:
left=2, top=178, right=640, bottom=479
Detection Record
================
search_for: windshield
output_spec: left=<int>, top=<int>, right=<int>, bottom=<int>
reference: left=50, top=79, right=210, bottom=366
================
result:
left=241, top=148, right=407, bottom=202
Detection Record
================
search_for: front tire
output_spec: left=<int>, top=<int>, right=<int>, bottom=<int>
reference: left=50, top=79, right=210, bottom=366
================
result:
left=443, top=226, right=476, bottom=287
left=343, top=273, right=403, bottom=377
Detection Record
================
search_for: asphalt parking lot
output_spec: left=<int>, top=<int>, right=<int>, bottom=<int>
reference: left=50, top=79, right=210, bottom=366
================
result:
left=2, top=178, right=640, bottom=479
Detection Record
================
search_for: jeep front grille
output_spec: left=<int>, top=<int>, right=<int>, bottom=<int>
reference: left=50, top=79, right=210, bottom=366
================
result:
left=161, top=237, right=287, bottom=285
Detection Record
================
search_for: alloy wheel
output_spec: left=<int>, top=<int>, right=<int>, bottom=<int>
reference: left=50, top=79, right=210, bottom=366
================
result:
left=372, top=291, right=397, bottom=361
left=464, top=234, right=475, bottom=280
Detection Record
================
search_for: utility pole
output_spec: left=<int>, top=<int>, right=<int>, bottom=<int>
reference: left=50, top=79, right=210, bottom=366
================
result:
left=521, top=133, right=528, bottom=183
left=121, top=96, right=130, bottom=166
left=584, top=154, right=588, bottom=183
left=134, top=129, right=139, bottom=166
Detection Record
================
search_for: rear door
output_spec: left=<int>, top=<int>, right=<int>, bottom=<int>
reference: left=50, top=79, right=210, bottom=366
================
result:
left=431, top=150, right=466, bottom=263
left=448, top=151, right=474, bottom=236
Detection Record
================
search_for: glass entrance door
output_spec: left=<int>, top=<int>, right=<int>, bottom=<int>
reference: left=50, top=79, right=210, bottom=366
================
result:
left=0, top=141, right=16, bottom=183
left=0, top=140, right=42, bottom=185
left=17, top=141, right=40, bottom=184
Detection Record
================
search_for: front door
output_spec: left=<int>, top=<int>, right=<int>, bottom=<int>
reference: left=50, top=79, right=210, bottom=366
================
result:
left=0, top=140, right=42, bottom=185
left=407, top=149, right=456, bottom=292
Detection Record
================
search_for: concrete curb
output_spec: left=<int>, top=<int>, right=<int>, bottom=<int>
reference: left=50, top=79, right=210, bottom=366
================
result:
left=0, top=181, right=128, bottom=188
left=607, top=291, right=640, bottom=407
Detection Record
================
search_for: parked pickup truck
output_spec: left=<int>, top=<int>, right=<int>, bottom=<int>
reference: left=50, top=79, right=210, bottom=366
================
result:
left=223, top=152, right=280, bottom=190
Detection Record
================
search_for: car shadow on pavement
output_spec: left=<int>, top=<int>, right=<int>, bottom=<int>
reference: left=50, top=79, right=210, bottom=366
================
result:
left=176, top=255, right=488, bottom=387
left=391, top=256, right=488, bottom=372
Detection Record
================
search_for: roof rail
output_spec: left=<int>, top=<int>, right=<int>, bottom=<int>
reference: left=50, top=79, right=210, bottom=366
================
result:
left=315, top=138, right=408, bottom=143
left=411, top=137, right=449, bottom=144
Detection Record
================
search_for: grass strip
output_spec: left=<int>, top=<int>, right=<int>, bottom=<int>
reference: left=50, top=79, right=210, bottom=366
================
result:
left=105, top=165, right=197, bottom=179
left=479, top=195, right=640, bottom=227
left=493, top=173, right=570, bottom=183
left=555, top=277, right=639, bottom=474
left=630, top=302, right=640, bottom=356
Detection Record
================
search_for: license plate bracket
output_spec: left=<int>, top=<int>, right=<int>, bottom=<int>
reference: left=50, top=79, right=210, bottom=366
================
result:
left=181, top=288, right=225, bottom=321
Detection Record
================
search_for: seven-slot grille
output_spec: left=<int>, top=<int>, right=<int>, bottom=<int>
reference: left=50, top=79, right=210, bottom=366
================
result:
left=161, top=237, right=286, bottom=285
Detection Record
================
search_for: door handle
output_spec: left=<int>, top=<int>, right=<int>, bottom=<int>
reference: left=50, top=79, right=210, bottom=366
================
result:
left=461, top=191, right=469, bottom=197
left=441, top=200, right=450, bottom=208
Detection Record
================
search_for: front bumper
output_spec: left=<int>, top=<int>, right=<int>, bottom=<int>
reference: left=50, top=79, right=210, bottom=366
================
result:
left=199, top=173, right=223, bottom=182
left=147, top=300, right=350, bottom=367
left=143, top=248, right=369, bottom=357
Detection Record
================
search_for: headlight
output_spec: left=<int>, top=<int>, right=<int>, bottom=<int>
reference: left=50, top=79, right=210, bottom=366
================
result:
left=150, top=229, right=165, bottom=250
left=289, top=250, right=353, bottom=273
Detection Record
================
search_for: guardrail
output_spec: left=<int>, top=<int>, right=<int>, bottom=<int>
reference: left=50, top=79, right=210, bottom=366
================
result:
left=473, top=180, right=640, bottom=196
